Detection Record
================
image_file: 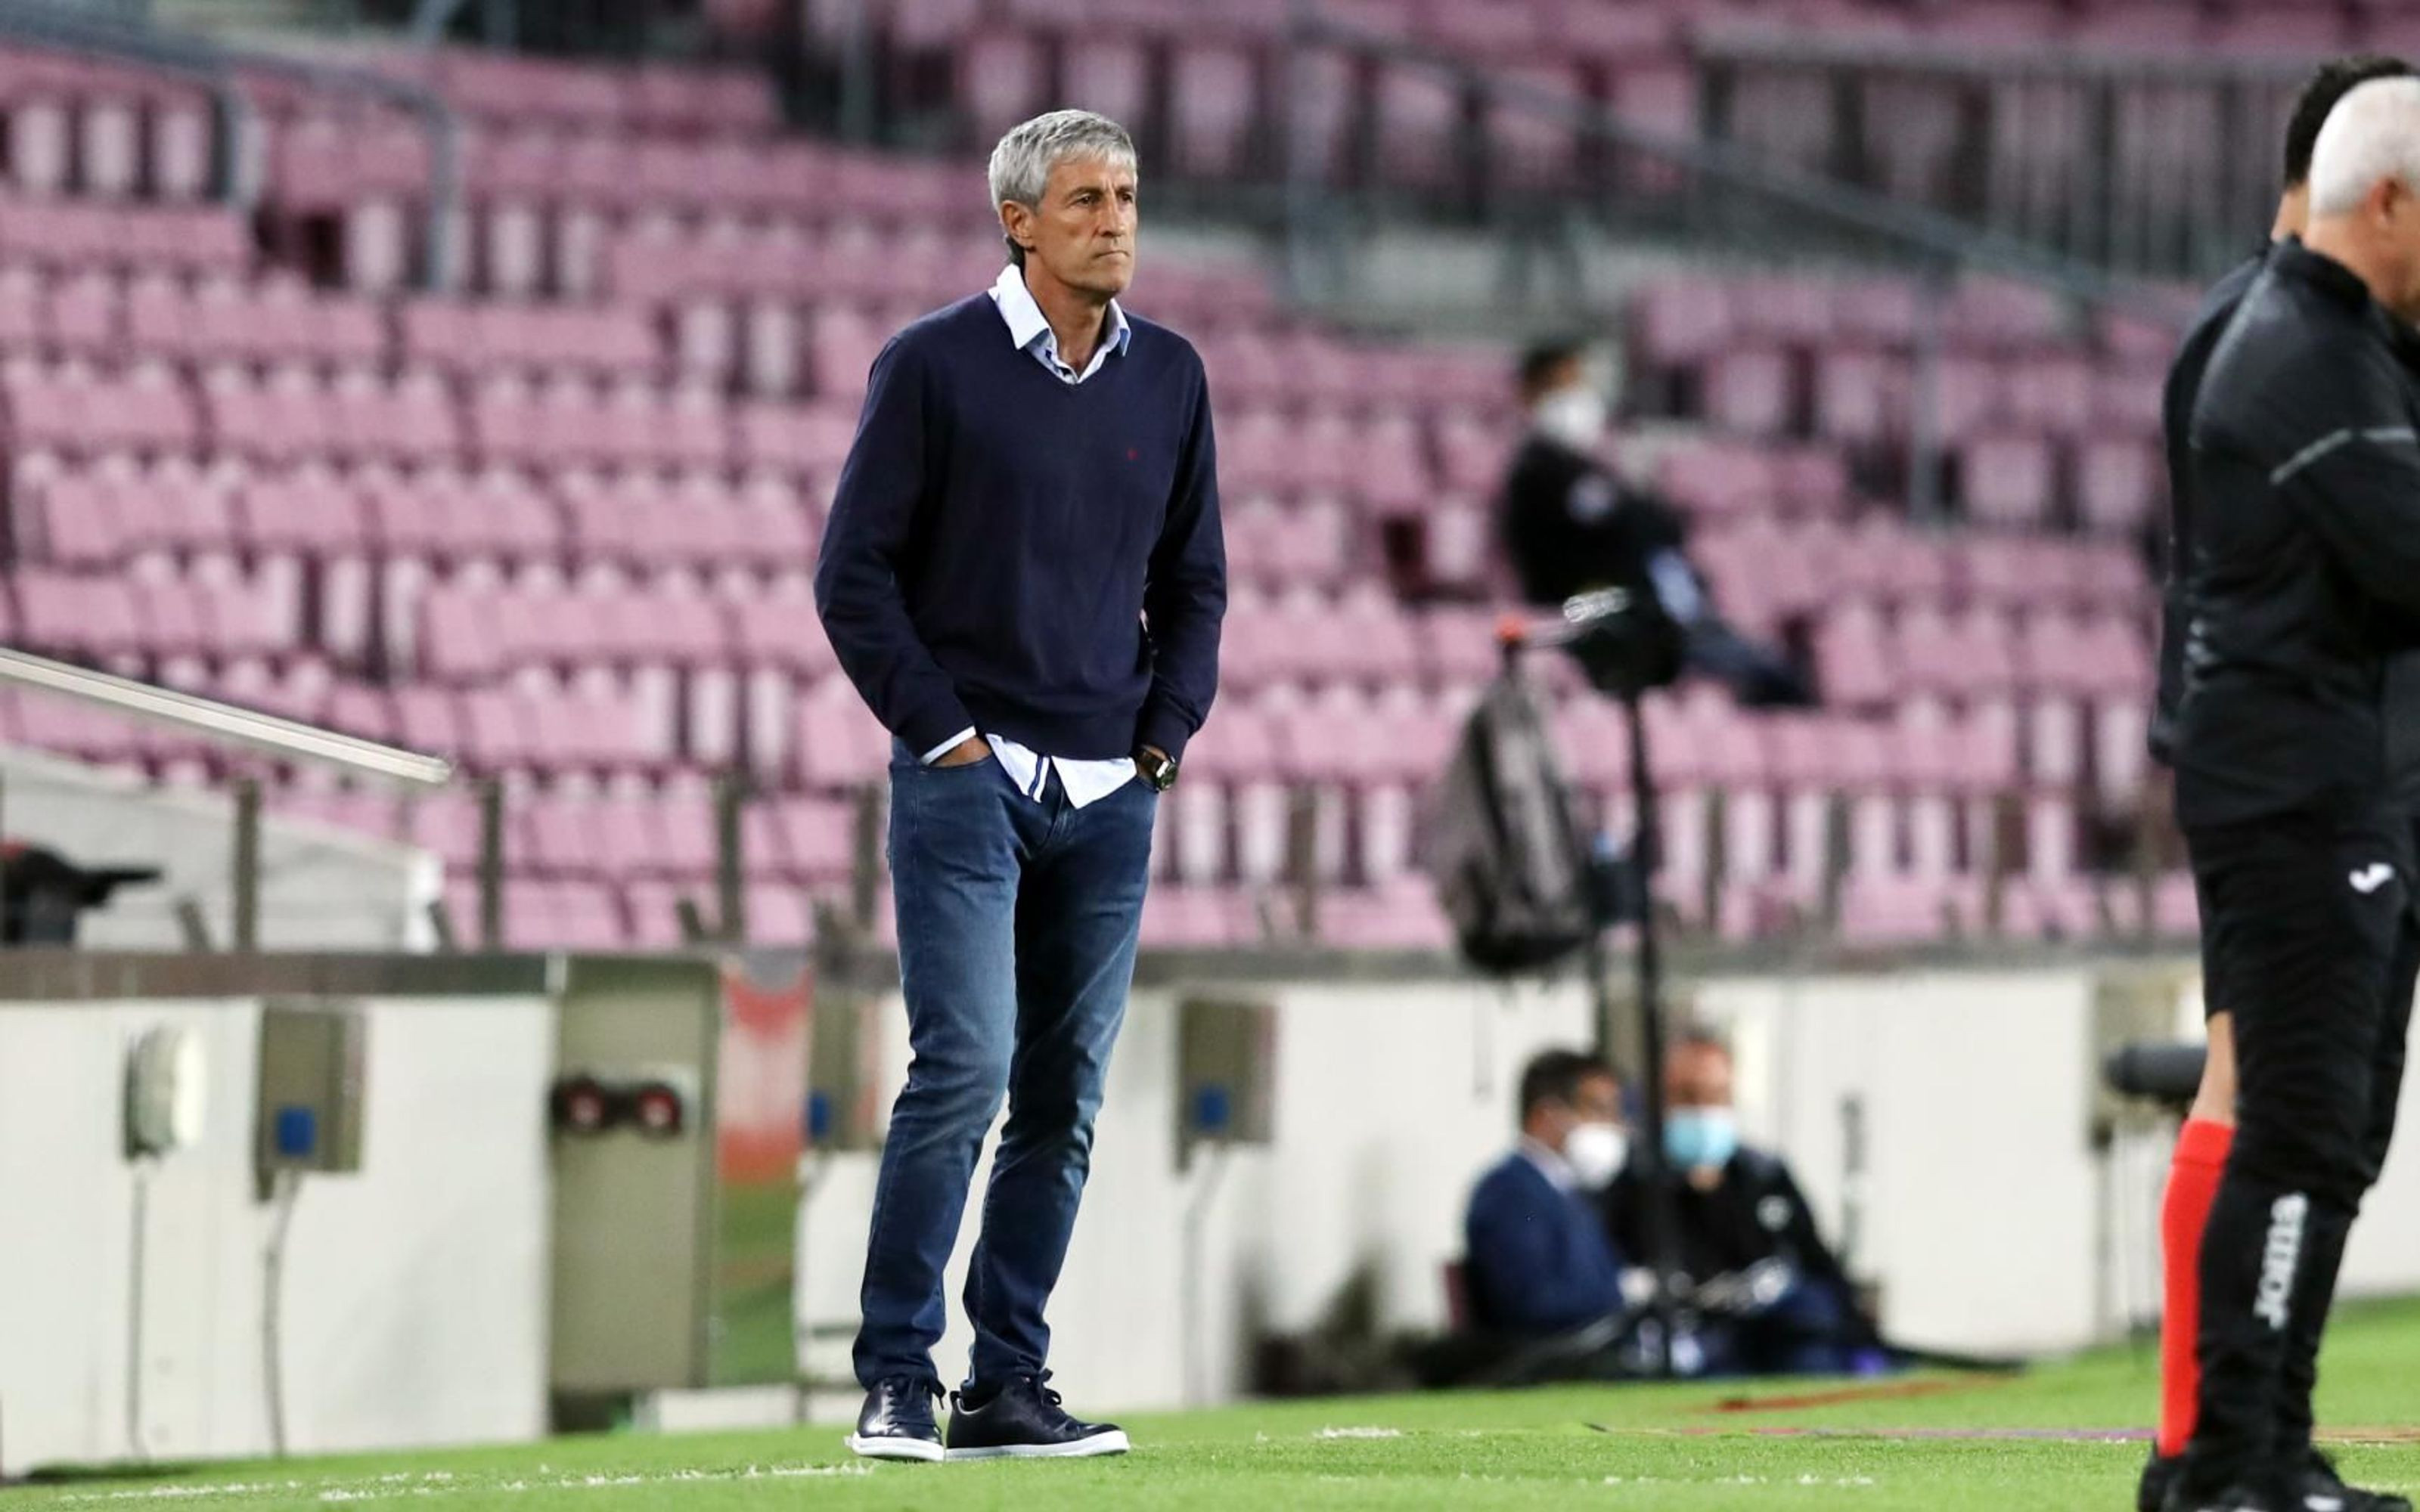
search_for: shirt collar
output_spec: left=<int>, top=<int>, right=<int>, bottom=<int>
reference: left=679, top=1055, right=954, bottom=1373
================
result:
left=988, top=262, right=1130, bottom=365
left=1519, top=1136, right=1577, bottom=1193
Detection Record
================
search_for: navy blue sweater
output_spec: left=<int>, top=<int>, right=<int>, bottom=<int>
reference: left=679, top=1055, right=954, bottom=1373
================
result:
left=813, top=293, right=1226, bottom=763
left=1463, top=1151, right=1627, bottom=1335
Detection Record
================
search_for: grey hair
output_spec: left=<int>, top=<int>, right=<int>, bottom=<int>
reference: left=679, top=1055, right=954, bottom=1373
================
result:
left=988, top=109, right=1137, bottom=267
left=2309, top=76, right=2420, bottom=217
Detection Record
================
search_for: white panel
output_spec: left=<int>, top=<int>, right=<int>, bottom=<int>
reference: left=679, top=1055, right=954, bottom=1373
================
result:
left=0, top=994, right=551, bottom=1473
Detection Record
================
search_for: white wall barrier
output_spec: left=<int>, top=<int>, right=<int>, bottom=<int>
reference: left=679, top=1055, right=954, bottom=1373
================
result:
left=14, top=950, right=2420, bottom=1473
left=796, top=955, right=2420, bottom=1412
left=0, top=965, right=554, bottom=1476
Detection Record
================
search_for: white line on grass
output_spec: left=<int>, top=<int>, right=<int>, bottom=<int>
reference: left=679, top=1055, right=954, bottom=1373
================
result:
left=1313, top=1427, right=1404, bottom=1439
left=1599, top=1474, right=1878, bottom=1489
left=57, top=1464, right=873, bottom=1506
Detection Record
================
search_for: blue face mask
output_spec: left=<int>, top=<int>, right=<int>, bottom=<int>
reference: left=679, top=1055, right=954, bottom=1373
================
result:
left=1665, top=1108, right=1739, bottom=1172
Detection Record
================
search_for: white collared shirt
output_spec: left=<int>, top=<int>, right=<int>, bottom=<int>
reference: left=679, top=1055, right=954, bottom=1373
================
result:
left=1519, top=1136, right=1578, bottom=1193
left=916, top=266, right=1140, bottom=809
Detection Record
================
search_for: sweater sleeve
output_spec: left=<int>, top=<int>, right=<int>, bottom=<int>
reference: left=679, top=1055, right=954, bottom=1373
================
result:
left=1134, top=364, right=1227, bottom=762
left=814, top=335, right=978, bottom=757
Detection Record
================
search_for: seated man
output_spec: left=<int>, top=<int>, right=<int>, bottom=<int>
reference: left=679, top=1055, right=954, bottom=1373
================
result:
left=1463, top=1048, right=1634, bottom=1337
left=1497, top=340, right=1812, bottom=708
left=1608, top=1028, right=1884, bottom=1377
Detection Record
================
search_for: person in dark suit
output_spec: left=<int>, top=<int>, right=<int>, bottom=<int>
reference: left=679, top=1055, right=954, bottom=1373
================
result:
left=1463, top=1048, right=1635, bottom=1337
left=1497, top=342, right=1812, bottom=707
left=1607, top=1028, right=1882, bottom=1377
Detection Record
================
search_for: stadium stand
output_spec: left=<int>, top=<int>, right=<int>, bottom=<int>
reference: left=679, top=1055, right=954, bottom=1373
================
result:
left=0, top=27, right=2191, bottom=952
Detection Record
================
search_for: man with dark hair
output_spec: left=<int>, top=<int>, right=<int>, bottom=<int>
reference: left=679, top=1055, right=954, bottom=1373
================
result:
left=1462, top=1049, right=1634, bottom=1337
left=2155, top=73, right=2420, bottom=1512
left=2143, top=53, right=2418, bottom=1512
left=1497, top=341, right=1811, bottom=706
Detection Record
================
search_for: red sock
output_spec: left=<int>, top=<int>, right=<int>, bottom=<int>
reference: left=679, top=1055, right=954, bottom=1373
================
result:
left=2157, top=1118, right=2235, bottom=1458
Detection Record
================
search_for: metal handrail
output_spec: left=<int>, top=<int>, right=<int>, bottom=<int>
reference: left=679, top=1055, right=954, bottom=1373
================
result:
left=1684, top=29, right=2323, bottom=280
left=0, top=0, right=461, bottom=290
left=0, top=647, right=452, bottom=789
left=1293, top=2, right=2181, bottom=320
left=1699, top=30, right=2328, bottom=87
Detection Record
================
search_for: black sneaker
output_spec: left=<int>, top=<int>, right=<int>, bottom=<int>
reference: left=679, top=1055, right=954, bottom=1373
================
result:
left=2141, top=1453, right=2182, bottom=1512
left=945, top=1372, right=1130, bottom=1461
left=2162, top=1479, right=2285, bottom=1512
left=845, top=1376, right=944, bottom=1463
left=2294, top=1451, right=2412, bottom=1512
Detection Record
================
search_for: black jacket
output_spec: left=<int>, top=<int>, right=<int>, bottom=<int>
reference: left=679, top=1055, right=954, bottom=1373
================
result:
left=2151, top=252, right=2263, bottom=767
left=1499, top=433, right=1687, bottom=608
left=1603, top=1146, right=1872, bottom=1356
left=2173, top=240, right=2420, bottom=828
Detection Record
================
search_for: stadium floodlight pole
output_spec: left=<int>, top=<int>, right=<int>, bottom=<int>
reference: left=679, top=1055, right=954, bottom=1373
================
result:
left=0, top=647, right=454, bottom=790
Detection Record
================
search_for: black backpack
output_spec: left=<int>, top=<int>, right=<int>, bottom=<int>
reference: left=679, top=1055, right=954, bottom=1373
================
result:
left=1420, top=668, right=1596, bottom=974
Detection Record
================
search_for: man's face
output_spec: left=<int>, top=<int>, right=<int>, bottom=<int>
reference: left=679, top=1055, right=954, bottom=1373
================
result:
left=1529, top=355, right=1587, bottom=408
left=1003, top=154, right=1137, bottom=299
left=1666, top=1044, right=1735, bottom=1113
left=1544, top=1071, right=1623, bottom=1154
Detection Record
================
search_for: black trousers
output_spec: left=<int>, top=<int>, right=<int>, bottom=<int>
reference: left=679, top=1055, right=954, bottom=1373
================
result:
left=2183, top=807, right=2420, bottom=1490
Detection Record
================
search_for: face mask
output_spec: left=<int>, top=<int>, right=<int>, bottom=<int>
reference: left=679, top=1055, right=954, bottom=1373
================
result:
left=1665, top=1108, right=1739, bottom=1173
left=1533, top=386, right=1608, bottom=452
left=1562, top=1120, right=1630, bottom=1190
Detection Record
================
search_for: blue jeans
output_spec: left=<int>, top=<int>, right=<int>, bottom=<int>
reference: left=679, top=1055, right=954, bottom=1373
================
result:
left=852, top=743, right=1156, bottom=1393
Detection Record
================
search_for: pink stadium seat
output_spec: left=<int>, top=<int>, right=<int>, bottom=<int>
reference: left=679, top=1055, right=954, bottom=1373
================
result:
left=1811, top=601, right=1894, bottom=711
left=2076, top=435, right=2161, bottom=537
left=2005, top=352, right=2096, bottom=436
left=1961, top=435, right=2057, bottom=531
left=14, top=570, right=147, bottom=658
left=1703, top=347, right=1795, bottom=436
left=1811, top=349, right=1904, bottom=448
left=960, top=29, right=1048, bottom=144
left=1631, top=280, right=1731, bottom=369
left=1138, top=885, right=1249, bottom=948
left=1375, top=66, right=1464, bottom=191
left=1656, top=444, right=1773, bottom=521
left=795, top=686, right=892, bottom=791
left=1061, top=36, right=1151, bottom=127
left=1169, top=44, right=1257, bottom=178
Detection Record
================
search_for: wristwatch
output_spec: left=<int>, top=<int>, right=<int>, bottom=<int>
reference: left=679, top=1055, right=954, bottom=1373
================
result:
left=1134, top=746, right=1178, bottom=792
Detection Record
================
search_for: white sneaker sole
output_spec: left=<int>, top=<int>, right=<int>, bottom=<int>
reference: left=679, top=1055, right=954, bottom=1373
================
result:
left=845, top=1433, right=945, bottom=1463
left=945, top=1430, right=1131, bottom=1461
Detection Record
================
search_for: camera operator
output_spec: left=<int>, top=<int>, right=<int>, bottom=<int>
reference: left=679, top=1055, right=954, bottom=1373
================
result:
left=1498, top=341, right=1812, bottom=708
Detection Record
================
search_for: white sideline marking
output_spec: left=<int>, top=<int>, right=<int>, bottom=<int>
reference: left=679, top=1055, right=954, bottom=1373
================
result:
left=1313, top=1427, right=1403, bottom=1440
left=57, top=1464, right=872, bottom=1505
left=1600, top=1474, right=1877, bottom=1489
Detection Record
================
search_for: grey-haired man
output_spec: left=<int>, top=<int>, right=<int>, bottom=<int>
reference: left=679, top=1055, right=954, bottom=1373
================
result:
left=815, top=109, right=1224, bottom=1462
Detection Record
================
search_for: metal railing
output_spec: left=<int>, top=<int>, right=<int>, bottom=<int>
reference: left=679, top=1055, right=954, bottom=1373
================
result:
left=0, top=648, right=448, bottom=950
left=1696, top=34, right=2325, bottom=284
left=0, top=648, right=892, bottom=956
left=0, top=0, right=464, bottom=289
left=1280, top=3, right=2175, bottom=317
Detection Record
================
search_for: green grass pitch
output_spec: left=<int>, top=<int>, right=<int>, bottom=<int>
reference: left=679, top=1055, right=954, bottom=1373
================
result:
left=23, top=1298, right=2420, bottom=1510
